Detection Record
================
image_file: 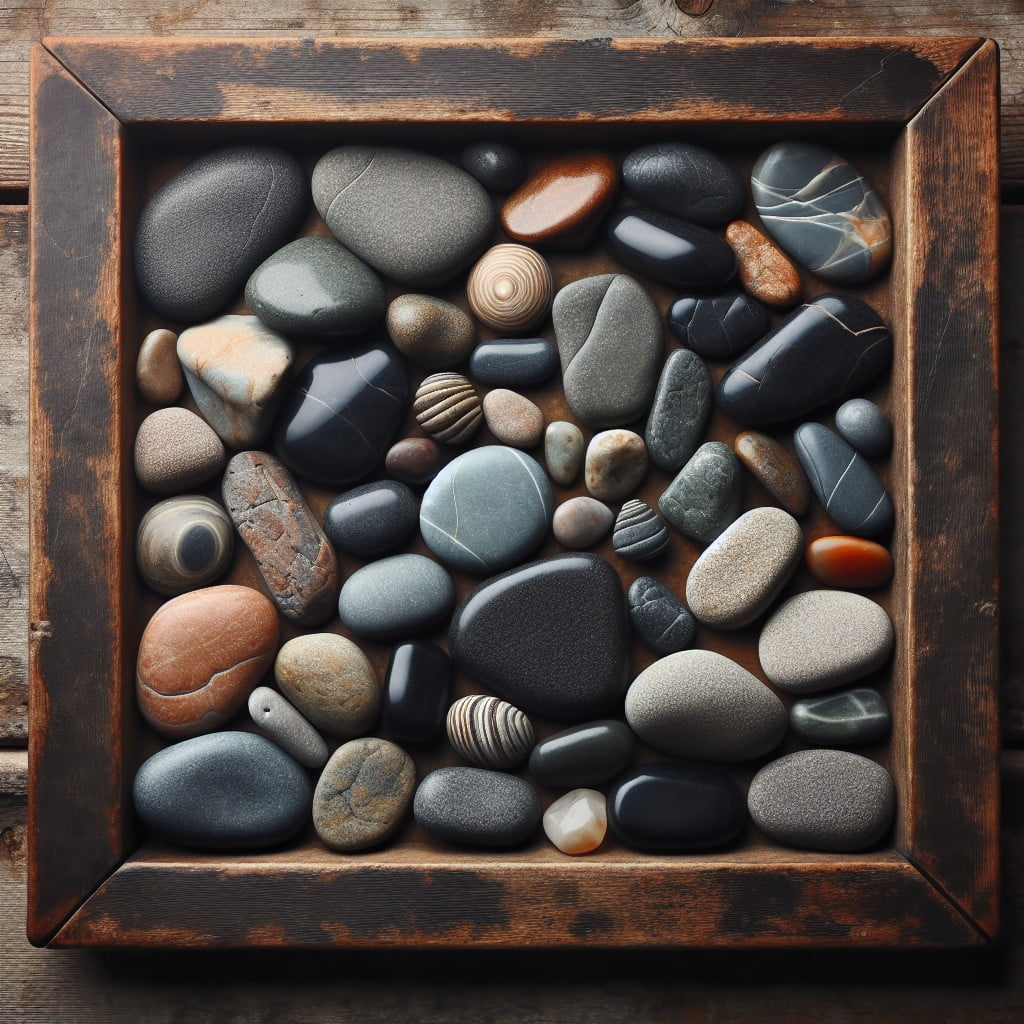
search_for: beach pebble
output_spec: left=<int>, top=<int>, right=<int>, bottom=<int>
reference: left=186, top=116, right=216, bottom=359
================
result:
left=835, top=398, right=892, bottom=458
left=467, top=244, right=553, bottom=333
left=482, top=389, right=544, bottom=449
left=528, top=720, right=636, bottom=789
left=136, top=328, right=182, bottom=405
left=468, top=337, right=559, bottom=389
left=726, top=219, right=802, bottom=308
left=385, top=437, right=446, bottom=486
left=612, top=500, right=669, bottom=562
left=734, top=430, right=810, bottom=516
left=461, top=141, right=526, bottom=192
left=323, top=480, right=419, bottom=559
left=248, top=686, right=329, bottom=769
left=134, top=407, right=226, bottom=495
left=627, top=577, right=695, bottom=655
left=584, top=429, right=648, bottom=502
left=806, top=535, right=893, bottom=589
left=413, top=372, right=483, bottom=445
left=543, top=788, right=608, bottom=855
left=386, top=293, right=476, bottom=369
left=645, top=348, right=712, bottom=474
left=659, top=441, right=742, bottom=545
left=667, top=291, right=769, bottom=362
left=383, top=641, right=452, bottom=744
left=544, top=421, right=585, bottom=486
left=553, top=496, right=614, bottom=550
left=790, top=687, right=891, bottom=747
left=446, top=694, right=535, bottom=771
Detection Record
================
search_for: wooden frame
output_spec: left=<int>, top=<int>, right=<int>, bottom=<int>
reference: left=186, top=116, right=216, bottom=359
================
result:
left=28, top=37, right=1000, bottom=949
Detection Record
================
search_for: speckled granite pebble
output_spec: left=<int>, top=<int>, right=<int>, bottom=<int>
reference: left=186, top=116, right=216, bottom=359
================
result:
left=585, top=430, right=648, bottom=502
left=835, top=398, right=892, bottom=458
left=136, top=328, right=182, bottom=405
left=645, top=348, right=712, bottom=473
left=482, top=389, right=544, bottom=449
left=790, top=687, right=891, bottom=746
left=658, top=441, right=742, bottom=545
left=544, top=421, right=585, bottom=486
left=134, top=407, right=226, bottom=495
left=248, top=686, right=328, bottom=769
left=627, top=577, right=695, bottom=655
left=553, top=496, right=613, bottom=550
left=612, top=500, right=669, bottom=562
left=386, top=293, right=476, bottom=369
left=323, top=480, right=419, bottom=559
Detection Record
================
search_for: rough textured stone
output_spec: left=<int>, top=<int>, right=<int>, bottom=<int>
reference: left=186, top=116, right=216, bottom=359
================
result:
left=248, top=686, right=329, bottom=769
left=552, top=496, right=614, bottom=550
left=544, top=420, right=585, bottom=486
left=543, top=788, right=608, bottom=855
left=612, top=500, right=670, bottom=562
left=323, top=480, right=419, bottom=559
left=726, top=219, right=802, bottom=308
left=467, top=244, right=553, bottom=333
left=134, top=407, right=226, bottom=495
left=469, top=337, right=559, bottom=389
left=667, top=290, right=770, bottom=362
left=385, top=437, right=446, bottom=486
left=383, top=641, right=452, bottom=744
left=528, top=720, right=636, bottom=789
left=446, top=694, right=535, bottom=771
left=734, top=430, right=810, bottom=516
left=482, top=388, right=545, bottom=449
left=658, top=441, right=742, bottom=545
left=806, top=535, right=893, bottom=589
left=835, top=398, right=892, bottom=458
left=386, top=293, right=476, bottom=369
left=645, top=347, right=712, bottom=473
left=627, top=577, right=695, bottom=655
left=460, top=141, right=526, bottom=193
left=136, top=328, right=182, bottom=405
left=413, top=372, right=483, bottom=445
left=584, top=429, right=648, bottom=502
left=790, top=687, right=891, bottom=746
left=222, top=451, right=339, bottom=627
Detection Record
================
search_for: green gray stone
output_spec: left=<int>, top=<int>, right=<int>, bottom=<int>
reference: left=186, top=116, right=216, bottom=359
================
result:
left=645, top=348, right=712, bottom=473
left=658, top=441, right=742, bottom=545
left=790, top=687, right=890, bottom=746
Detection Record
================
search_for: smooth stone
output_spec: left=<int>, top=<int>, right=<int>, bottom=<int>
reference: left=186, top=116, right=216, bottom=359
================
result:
left=136, top=495, right=234, bottom=596
left=790, top=687, right=891, bottom=746
left=337, top=553, right=456, bottom=641
left=794, top=422, right=894, bottom=536
left=313, top=738, right=416, bottom=851
left=606, top=208, right=737, bottom=289
left=626, top=650, right=787, bottom=761
left=552, top=496, right=614, bottom=550
left=584, top=429, right=648, bottom=502
left=275, top=633, right=379, bottom=738
left=413, top=372, right=483, bottom=445
left=658, top=441, right=742, bottom=545
left=177, top=315, right=294, bottom=448
left=759, top=589, right=895, bottom=694
left=734, top=430, right=810, bottom=516
left=482, top=388, right=544, bottom=449
left=245, top=235, right=386, bottom=337
left=528, top=720, right=636, bottom=789
left=645, top=348, right=712, bottom=473
left=385, top=437, right=446, bottom=486
left=751, top=141, right=892, bottom=284
left=447, top=694, right=535, bottom=771
left=136, top=328, right=182, bottom=405
left=608, top=763, right=746, bottom=851
left=420, top=446, right=553, bottom=574
left=248, top=686, right=329, bottom=769
left=543, top=788, right=607, bottom=855
left=747, top=749, right=895, bottom=851
left=612, top=500, right=669, bottom=562
left=448, top=552, right=630, bottom=720
left=413, top=767, right=541, bottom=847
left=136, top=585, right=278, bottom=739
left=544, top=420, right=585, bottom=486
left=460, top=141, right=526, bottom=193
left=222, top=451, right=339, bottom=627
left=323, top=480, right=419, bottom=559
left=835, top=398, right=892, bottom=457
left=501, top=152, right=618, bottom=245
left=133, top=732, right=311, bottom=849
left=134, top=145, right=306, bottom=321
left=468, top=337, right=558, bottom=389
left=134, top=407, right=226, bottom=495
left=386, top=294, right=476, bottom=369
left=312, top=145, right=494, bottom=286
left=466, top=244, right=554, bottom=333
left=627, top=577, right=695, bottom=655
left=685, top=507, right=803, bottom=629
left=725, top=219, right=802, bottom=308
left=806, top=535, right=893, bottom=589
left=383, top=640, right=452, bottom=743
left=553, top=273, right=661, bottom=429
left=667, top=291, right=770, bottom=361
left=274, top=339, right=407, bottom=486
left=717, top=295, right=891, bottom=426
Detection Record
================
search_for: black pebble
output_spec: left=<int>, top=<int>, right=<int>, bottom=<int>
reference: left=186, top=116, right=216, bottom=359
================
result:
left=627, top=577, right=695, bottom=656
left=460, top=141, right=526, bottom=193
left=528, top=720, right=636, bottom=789
left=667, top=291, right=770, bottom=361
left=324, top=480, right=419, bottom=559
left=383, top=640, right=453, bottom=743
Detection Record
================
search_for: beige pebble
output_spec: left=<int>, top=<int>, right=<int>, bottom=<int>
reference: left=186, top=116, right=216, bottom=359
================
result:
left=726, top=220, right=802, bottom=308
left=482, top=388, right=544, bottom=449
left=543, top=788, right=607, bottom=855
left=584, top=429, right=648, bottom=502
left=552, top=496, right=613, bottom=550
left=136, top=328, right=183, bottom=405
left=466, top=244, right=554, bottom=332
left=413, top=372, right=483, bottom=445
left=134, top=407, right=226, bottom=495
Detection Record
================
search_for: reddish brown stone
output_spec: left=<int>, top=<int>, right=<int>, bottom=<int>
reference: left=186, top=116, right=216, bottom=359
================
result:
left=222, top=451, right=339, bottom=626
left=136, top=584, right=278, bottom=738
left=806, top=535, right=894, bottom=589
left=734, top=430, right=810, bottom=516
left=725, top=220, right=802, bottom=308
left=501, top=152, right=618, bottom=245
left=385, top=437, right=446, bottom=486
left=136, top=328, right=183, bottom=405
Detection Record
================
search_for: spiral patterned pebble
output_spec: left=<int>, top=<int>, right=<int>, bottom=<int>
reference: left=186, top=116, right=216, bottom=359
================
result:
left=613, top=499, right=670, bottom=562
left=413, top=372, right=483, bottom=445
left=446, top=695, right=535, bottom=770
left=467, top=244, right=554, bottom=333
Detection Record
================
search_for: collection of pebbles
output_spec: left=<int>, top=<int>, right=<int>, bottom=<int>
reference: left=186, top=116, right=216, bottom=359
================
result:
left=130, top=136, right=898, bottom=858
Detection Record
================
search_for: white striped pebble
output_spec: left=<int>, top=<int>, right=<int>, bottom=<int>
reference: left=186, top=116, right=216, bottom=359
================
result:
left=446, top=695, right=535, bottom=770
left=413, top=372, right=483, bottom=445
left=612, top=498, right=670, bottom=562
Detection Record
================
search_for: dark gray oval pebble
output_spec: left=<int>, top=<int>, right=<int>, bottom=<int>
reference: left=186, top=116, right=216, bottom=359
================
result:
left=323, top=480, right=419, bottom=559
left=790, top=687, right=891, bottom=746
left=645, top=347, right=712, bottom=473
left=460, top=141, right=526, bottom=193
left=468, top=337, right=558, bottom=389
left=667, top=291, right=770, bottom=362
left=612, top=499, right=670, bottom=562
left=835, top=398, right=892, bottom=458
left=248, top=686, right=328, bottom=769
left=627, top=577, right=695, bottom=656
left=658, top=441, right=743, bottom=545
left=383, top=640, right=452, bottom=743
left=529, top=720, right=636, bottom=789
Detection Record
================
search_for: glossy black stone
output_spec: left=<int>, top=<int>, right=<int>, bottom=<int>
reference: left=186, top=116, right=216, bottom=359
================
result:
left=274, top=339, right=408, bottom=487
left=667, top=291, right=770, bottom=361
left=622, top=142, right=744, bottom=226
left=608, top=762, right=746, bottom=852
left=790, top=686, right=891, bottom=746
left=468, top=337, right=559, bottom=389
left=528, top=720, right=636, bottom=789
left=606, top=208, right=736, bottom=290
left=323, top=480, right=418, bottom=559
left=448, top=552, right=630, bottom=720
left=460, top=141, right=526, bottom=193
left=717, top=295, right=891, bottom=426
left=627, top=577, right=695, bottom=655
left=383, top=640, right=453, bottom=743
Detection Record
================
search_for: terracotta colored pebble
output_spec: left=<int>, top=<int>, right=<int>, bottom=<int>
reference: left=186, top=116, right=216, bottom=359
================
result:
left=134, top=407, right=226, bottom=496
left=501, top=152, right=618, bottom=246
left=806, top=535, right=894, bottom=589
left=136, top=328, right=183, bottom=404
left=734, top=430, right=810, bottom=516
left=385, top=437, right=446, bottom=486
left=482, top=388, right=544, bottom=449
left=725, top=220, right=802, bottom=308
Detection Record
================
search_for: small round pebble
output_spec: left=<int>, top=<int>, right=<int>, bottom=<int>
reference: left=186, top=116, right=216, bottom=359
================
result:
left=385, top=437, right=446, bottom=486
left=446, top=694, right=535, bottom=770
left=413, top=372, right=483, bottom=444
left=584, top=429, right=648, bottom=502
left=248, top=685, right=329, bottom=769
left=552, top=496, right=613, bottom=550
left=313, top=738, right=416, bottom=852
left=323, top=480, right=419, bottom=559
left=482, top=388, right=544, bottom=449
left=467, top=244, right=553, bottom=333
left=543, top=788, right=607, bottom=855
left=460, top=141, right=526, bottom=193
left=544, top=420, right=585, bottom=486
left=387, top=294, right=476, bottom=369
left=136, top=328, right=182, bottom=405
left=835, top=398, right=892, bottom=457
left=134, top=407, right=226, bottom=495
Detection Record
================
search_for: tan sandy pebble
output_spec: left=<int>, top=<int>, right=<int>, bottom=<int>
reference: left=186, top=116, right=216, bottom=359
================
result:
left=134, top=406, right=226, bottom=495
left=386, top=294, right=476, bottom=369
left=543, top=788, right=607, bottom=854
left=552, top=496, right=613, bottom=550
left=136, top=328, right=183, bottom=404
left=726, top=220, right=802, bottom=308
left=482, top=388, right=544, bottom=449
left=584, top=429, right=648, bottom=502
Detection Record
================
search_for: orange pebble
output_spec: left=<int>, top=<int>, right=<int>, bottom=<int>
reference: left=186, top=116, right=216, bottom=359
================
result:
left=726, top=219, right=802, bottom=308
left=806, top=536, right=893, bottom=589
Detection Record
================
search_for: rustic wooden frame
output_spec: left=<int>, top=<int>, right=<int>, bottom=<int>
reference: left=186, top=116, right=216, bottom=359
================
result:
left=28, top=37, right=1000, bottom=949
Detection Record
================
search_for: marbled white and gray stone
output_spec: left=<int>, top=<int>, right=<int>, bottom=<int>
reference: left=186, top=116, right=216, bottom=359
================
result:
left=658, top=441, right=742, bottom=545
left=446, top=695, right=535, bottom=771
left=790, top=687, right=891, bottom=746
left=645, top=347, right=712, bottom=473
left=612, top=499, right=669, bottom=562
left=627, top=577, right=695, bottom=656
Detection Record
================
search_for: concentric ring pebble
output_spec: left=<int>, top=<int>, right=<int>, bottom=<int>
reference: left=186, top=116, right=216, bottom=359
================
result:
left=467, top=244, right=554, bottom=333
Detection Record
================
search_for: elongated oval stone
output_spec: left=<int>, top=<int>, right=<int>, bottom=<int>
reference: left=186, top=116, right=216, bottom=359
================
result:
left=528, top=720, right=636, bottom=789
left=734, top=430, right=810, bottom=516
left=806, top=535, right=893, bottom=589
left=725, top=219, right=801, bottom=308
left=685, top=507, right=803, bottom=629
left=248, top=686, right=329, bottom=769
left=446, top=694, right=535, bottom=771
left=759, top=589, right=894, bottom=694
left=667, top=291, right=769, bottom=361
left=717, top=295, right=891, bottom=426
left=469, top=337, right=559, bottom=389
left=835, top=398, right=892, bottom=457
left=751, top=142, right=892, bottom=284
left=137, top=328, right=182, bottom=405
left=133, top=732, right=311, bottom=849
left=794, top=423, right=893, bottom=536
left=627, top=577, right=695, bottom=655
left=544, top=421, right=585, bottom=486
left=383, top=641, right=452, bottom=743
left=323, top=480, right=419, bottom=560
left=790, top=687, right=891, bottom=746
left=134, top=145, right=306, bottom=321
left=645, top=347, right=712, bottom=473
left=658, top=441, right=742, bottom=545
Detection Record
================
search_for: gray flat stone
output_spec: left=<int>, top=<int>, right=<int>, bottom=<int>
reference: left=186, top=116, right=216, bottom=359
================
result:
left=627, top=577, right=695, bottom=655
left=248, top=686, right=329, bottom=769
left=835, top=398, right=892, bottom=458
left=658, top=441, right=742, bottom=545
left=790, top=687, right=891, bottom=746
left=645, top=348, right=712, bottom=473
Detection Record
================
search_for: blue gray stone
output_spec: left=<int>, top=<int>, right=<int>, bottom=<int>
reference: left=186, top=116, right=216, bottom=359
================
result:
left=658, top=441, right=742, bottom=545
left=667, top=291, right=770, bottom=362
left=627, top=577, right=695, bottom=656
left=248, top=686, right=329, bottom=769
left=460, top=141, right=526, bottom=193
left=612, top=500, right=670, bottom=562
left=323, top=480, right=419, bottom=559
left=835, top=398, right=892, bottom=458
left=645, top=347, right=712, bottom=473
left=790, top=687, right=891, bottom=746
left=468, top=337, right=558, bottom=389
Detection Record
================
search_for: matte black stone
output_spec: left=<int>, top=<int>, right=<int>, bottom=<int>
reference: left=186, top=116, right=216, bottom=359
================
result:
left=794, top=423, right=894, bottom=536
left=460, top=141, right=527, bottom=193
left=608, top=762, right=746, bottom=851
left=528, top=720, right=636, bottom=789
left=666, top=291, right=770, bottom=361
left=658, top=441, right=743, bottom=545
left=134, top=145, right=307, bottom=322
left=717, top=295, right=891, bottom=426
left=790, top=686, right=891, bottom=746
left=835, top=398, right=892, bottom=458
left=383, top=640, right=453, bottom=743
left=645, top=347, right=712, bottom=473
left=468, top=337, right=559, bottom=389
left=274, top=339, right=408, bottom=487
left=622, top=142, right=744, bottom=226
left=323, top=480, right=419, bottom=559
left=448, top=552, right=630, bottom=720
left=627, top=577, right=696, bottom=655
left=605, top=208, right=736, bottom=290
left=612, top=500, right=670, bottom=562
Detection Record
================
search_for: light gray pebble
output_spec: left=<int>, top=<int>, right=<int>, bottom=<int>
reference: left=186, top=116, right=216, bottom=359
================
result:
left=248, top=686, right=329, bottom=769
